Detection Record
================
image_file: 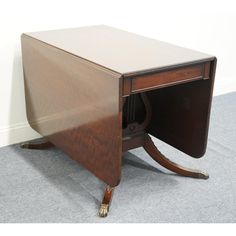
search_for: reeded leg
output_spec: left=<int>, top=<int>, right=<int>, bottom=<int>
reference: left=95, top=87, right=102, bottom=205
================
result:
left=99, top=186, right=114, bottom=217
left=20, top=141, right=54, bottom=150
left=143, top=134, right=209, bottom=179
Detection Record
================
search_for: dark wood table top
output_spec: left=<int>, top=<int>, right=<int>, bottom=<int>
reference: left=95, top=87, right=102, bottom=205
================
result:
left=24, top=25, right=214, bottom=77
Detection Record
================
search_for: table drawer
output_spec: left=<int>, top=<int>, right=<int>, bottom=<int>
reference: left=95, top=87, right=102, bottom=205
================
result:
left=123, top=62, right=210, bottom=95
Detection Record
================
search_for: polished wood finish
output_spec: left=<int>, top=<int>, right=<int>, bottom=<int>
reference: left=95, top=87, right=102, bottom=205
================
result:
left=122, top=134, right=145, bottom=152
left=204, top=61, right=211, bottom=79
left=21, top=25, right=217, bottom=217
left=146, top=59, right=216, bottom=158
left=132, top=63, right=205, bottom=93
left=123, top=78, right=132, bottom=97
left=25, top=25, right=214, bottom=76
left=21, top=34, right=123, bottom=187
left=123, top=61, right=212, bottom=96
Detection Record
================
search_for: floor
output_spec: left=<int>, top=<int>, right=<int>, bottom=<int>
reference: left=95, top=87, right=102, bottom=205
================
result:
left=0, top=92, right=236, bottom=223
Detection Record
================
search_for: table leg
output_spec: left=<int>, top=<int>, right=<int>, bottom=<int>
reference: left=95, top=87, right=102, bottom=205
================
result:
left=143, top=134, right=209, bottom=179
left=99, top=185, right=114, bottom=217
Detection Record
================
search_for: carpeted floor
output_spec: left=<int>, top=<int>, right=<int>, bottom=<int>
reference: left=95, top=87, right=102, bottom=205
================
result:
left=0, top=92, right=236, bottom=223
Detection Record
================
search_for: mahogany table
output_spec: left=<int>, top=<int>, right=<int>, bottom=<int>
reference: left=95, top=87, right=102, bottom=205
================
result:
left=21, top=25, right=217, bottom=217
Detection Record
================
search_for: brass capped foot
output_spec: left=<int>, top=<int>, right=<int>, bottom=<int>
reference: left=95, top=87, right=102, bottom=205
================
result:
left=99, top=204, right=109, bottom=217
left=99, top=186, right=114, bottom=218
left=196, top=171, right=209, bottom=179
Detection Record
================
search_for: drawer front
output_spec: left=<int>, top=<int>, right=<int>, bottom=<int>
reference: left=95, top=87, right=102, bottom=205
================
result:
left=124, top=62, right=210, bottom=95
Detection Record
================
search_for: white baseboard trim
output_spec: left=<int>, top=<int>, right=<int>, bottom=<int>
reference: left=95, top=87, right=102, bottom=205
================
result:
left=0, top=122, right=41, bottom=148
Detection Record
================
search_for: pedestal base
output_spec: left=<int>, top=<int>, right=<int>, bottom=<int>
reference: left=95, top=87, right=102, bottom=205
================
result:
left=20, top=133, right=209, bottom=217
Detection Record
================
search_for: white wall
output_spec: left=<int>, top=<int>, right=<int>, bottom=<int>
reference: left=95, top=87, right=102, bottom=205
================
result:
left=0, top=0, right=236, bottom=147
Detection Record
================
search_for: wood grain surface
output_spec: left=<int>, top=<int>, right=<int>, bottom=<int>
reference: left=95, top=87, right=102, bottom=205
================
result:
left=146, top=59, right=217, bottom=158
left=21, top=35, right=123, bottom=186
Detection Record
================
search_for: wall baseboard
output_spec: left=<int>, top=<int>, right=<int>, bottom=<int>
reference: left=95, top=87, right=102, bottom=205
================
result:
left=0, top=122, right=41, bottom=148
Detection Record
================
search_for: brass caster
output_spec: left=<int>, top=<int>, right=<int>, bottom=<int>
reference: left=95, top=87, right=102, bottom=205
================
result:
left=99, top=204, right=109, bottom=217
